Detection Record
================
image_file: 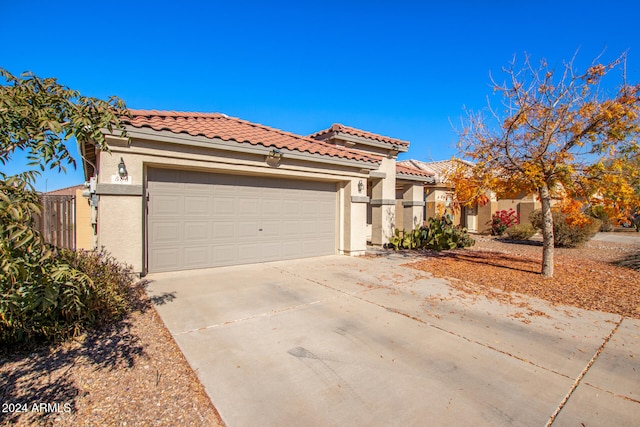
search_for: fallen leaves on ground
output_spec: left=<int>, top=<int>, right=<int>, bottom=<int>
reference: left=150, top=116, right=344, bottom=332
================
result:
left=405, top=237, right=640, bottom=319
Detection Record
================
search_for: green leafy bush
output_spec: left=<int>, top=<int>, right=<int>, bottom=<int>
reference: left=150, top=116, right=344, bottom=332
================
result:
left=491, top=209, right=519, bottom=236
left=388, top=215, right=475, bottom=251
left=504, top=223, right=536, bottom=240
left=530, top=209, right=601, bottom=248
left=585, top=205, right=614, bottom=232
left=0, top=178, right=133, bottom=347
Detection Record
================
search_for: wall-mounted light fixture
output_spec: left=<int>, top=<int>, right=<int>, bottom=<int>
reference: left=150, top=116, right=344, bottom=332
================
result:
left=266, top=148, right=283, bottom=166
left=117, top=157, right=128, bottom=178
left=267, top=148, right=283, bottom=161
left=357, top=180, right=364, bottom=193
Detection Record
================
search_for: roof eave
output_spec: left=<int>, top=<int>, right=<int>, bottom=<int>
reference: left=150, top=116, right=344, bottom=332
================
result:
left=314, top=130, right=409, bottom=152
left=396, top=173, right=435, bottom=184
left=120, top=126, right=380, bottom=170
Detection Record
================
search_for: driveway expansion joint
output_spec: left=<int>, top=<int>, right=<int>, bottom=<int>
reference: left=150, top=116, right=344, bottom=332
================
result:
left=173, top=296, right=342, bottom=336
left=545, top=315, right=625, bottom=426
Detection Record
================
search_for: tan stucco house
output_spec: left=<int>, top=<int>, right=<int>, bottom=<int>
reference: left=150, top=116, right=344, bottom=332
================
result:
left=81, top=111, right=432, bottom=275
left=398, top=159, right=540, bottom=233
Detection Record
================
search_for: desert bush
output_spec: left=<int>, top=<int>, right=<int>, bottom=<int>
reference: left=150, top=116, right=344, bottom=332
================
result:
left=0, top=178, right=133, bottom=348
left=491, top=209, right=519, bottom=236
left=504, top=223, right=536, bottom=240
left=585, top=205, right=614, bottom=232
left=388, top=215, right=475, bottom=250
left=530, top=209, right=601, bottom=248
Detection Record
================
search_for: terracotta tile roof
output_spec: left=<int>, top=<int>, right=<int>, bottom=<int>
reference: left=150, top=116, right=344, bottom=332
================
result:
left=398, top=159, right=474, bottom=184
left=310, top=123, right=410, bottom=148
left=125, top=110, right=380, bottom=165
left=396, top=164, right=435, bottom=179
left=43, top=184, right=84, bottom=196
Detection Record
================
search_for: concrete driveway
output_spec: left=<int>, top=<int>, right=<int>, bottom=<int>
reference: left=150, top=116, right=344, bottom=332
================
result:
left=146, top=255, right=640, bottom=426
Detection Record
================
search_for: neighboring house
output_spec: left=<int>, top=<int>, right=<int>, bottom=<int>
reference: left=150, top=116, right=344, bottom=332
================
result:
left=81, top=111, right=432, bottom=275
left=37, top=185, right=92, bottom=250
left=398, top=159, right=540, bottom=233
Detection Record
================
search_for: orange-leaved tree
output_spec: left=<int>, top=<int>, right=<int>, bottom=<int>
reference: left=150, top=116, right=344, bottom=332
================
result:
left=453, top=52, right=639, bottom=277
left=580, top=154, right=640, bottom=225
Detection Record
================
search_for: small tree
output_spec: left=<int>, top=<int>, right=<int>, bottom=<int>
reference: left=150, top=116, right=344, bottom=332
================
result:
left=453, top=53, right=639, bottom=277
left=1, top=69, right=130, bottom=345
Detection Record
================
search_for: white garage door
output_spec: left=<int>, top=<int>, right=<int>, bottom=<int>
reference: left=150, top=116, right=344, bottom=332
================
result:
left=147, top=168, right=337, bottom=273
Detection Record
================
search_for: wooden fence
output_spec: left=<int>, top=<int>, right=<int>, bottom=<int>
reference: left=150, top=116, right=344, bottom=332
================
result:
left=34, top=194, right=76, bottom=250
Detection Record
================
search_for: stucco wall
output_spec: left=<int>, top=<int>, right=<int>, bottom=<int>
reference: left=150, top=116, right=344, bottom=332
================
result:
left=74, top=189, right=93, bottom=250
left=340, top=179, right=368, bottom=256
left=95, top=135, right=371, bottom=273
left=98, top=195, right=143, bottom=271
left=370, top=157, right=396, bottom=245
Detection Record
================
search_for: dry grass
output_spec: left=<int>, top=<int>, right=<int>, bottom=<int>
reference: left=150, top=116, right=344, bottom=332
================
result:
left=405, top=235, right=640, bottom=318
left=0, top=282, right=224, bottom=427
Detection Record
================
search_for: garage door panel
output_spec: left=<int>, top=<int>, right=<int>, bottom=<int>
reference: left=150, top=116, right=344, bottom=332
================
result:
left=152, top=195, right=183, bottom=216
left=301, top=200, right=318, bottom=215
left=213, top=222, right=235, bottom=239
left=261, top=220, right=282, bottom=237
left=183, top=246, right=211, bottom=267
left=282, top=200, right=301, bottom=217
left=238, top=221, right=260, bottom=238
left=238, top=198, right=259, bottom=214
left=281, top=241, right=302, bottom=258
left=212, top=245, right=236, bottom=265
left=262, top=199, right=283, bottom=216
left=148, top=169, right=336, bottom=272
left=184, top=222, right=209, bottom=241
left=237, top=243, right=261, bottom=263
left=261, top=242, right=283, bottom=261
left=213, top=197, right=235, bottom=215
left=150, top=222, right=181, bottom=243
left=184, top=196, right=209, bottom=216
left=150, top=248, right=182, bottom=271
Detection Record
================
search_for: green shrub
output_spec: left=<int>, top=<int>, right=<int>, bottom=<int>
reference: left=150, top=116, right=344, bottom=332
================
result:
left=504, top=223, right=536, bottom=240
left=585, top=205, right=614, bottom=232
left=530, top=209, right=601, bottom=248
left=388, top=215, right=475, bottom=251
left=0, top=178, right=133, bottom=348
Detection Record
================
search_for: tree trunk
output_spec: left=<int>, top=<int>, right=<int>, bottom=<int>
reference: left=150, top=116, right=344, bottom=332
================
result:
left=539, top=185, right=554, bottom=277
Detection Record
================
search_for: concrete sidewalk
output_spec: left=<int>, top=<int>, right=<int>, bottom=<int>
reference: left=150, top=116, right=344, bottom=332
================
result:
left=146, top=256, right=639, bottom=426
left=591, top=231, right=640, bottom=245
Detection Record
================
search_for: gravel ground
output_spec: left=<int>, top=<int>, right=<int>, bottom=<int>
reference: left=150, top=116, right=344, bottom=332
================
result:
left=406, top=234, right=640, bottom=319
left=0, top=282, right=224, bottom=427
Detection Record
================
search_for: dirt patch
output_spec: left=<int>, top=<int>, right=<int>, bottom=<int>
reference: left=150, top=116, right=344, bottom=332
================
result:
left=0, top=282, right=224, bottom=427
left=403, top=236, right=640, bottom=319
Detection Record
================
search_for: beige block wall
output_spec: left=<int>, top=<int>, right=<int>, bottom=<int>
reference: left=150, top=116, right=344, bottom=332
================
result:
left=74, top=189, right=93, bottom=250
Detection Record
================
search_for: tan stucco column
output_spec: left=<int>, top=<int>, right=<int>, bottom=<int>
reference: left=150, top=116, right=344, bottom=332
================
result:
left=96, top=149, right=145, bottom=273
left=340, top=179, right=369, bottom=256
left=370, top=158, right=397, bottom=245
left=402, top=184, right=425, bottom=230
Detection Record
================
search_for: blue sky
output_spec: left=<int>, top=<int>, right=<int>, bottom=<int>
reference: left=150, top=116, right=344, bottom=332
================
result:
left=2, top=0, right=639, bottom=191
